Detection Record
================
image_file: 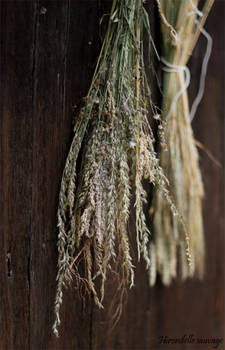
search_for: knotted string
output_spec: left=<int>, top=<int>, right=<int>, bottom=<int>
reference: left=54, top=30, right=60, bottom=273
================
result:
left=160, top=23, right=212, bottom=122
left=160, top=57, right=191, bottom=121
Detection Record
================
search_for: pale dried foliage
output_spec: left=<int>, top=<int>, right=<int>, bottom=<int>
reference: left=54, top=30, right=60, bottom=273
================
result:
left=53, top=0, right=185, bottom=336
left=150, top=0, right=214, bottom=286
left=52, top=0, right=214, bottom=336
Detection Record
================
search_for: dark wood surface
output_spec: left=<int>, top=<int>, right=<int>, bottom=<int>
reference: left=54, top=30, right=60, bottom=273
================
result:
left=0, top=1, right=224, bottom=349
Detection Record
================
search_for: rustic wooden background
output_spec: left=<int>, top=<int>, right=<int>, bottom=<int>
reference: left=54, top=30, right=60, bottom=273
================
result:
left=0, top=1, right=224, bottom=349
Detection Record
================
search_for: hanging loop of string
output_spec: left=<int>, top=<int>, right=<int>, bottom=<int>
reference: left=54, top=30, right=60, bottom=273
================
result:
left=186, top=0, right=213, bottom=121
left=160, top=24, right=212, bottom=122
left=190, top=21, right=213, bottom=121
left=157, top=0, right=212, bottom=123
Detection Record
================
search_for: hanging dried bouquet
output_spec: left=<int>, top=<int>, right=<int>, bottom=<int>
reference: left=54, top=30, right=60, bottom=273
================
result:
left=53, top=0, right=214, bottom=336
left=150, top=0, right=214, bottom=285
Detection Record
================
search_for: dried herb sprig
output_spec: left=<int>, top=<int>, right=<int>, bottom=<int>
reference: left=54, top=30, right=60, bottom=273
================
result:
left=149, top=0, right=214, bottom=286
left=53, top=0, right=172, bottom=336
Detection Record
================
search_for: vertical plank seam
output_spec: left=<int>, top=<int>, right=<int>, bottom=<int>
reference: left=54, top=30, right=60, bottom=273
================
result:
left=30, top=1, right=39, bottom=348
left=89, top=295, right=94, bottom=350
left=62, top=0, right=70, bottom=122
left=0, top=2, right=14, bottom=348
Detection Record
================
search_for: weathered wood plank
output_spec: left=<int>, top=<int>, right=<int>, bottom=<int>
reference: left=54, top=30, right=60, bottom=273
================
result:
left=30, top=1, right=102, bottom=349
left=0, top=1, right=35, bottom=349
left=0, top=1, right=224, bottom=349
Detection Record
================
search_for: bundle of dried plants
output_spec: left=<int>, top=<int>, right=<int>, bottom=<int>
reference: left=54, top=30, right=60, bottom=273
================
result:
left=53, top=0, right=192, bottom=336
left=150, top=0, right=214, bottom=286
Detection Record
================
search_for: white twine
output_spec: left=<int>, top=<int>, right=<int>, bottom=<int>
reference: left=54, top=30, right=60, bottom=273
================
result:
left=190, top=21, right=213, bottom=121
left=161, top=57, right=191, bottom=121
left=160, top=0, right=212, bottom=123
left=188, top=0, right=203, bottom=17
left=161, top=24, right=212, bottom=123
left=186, top=0, right=213, bottom=121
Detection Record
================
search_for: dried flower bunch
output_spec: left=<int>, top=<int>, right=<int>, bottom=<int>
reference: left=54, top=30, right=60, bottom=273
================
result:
left=53, top=0, right=192, bottom=336
left=150, top=0, right=214, bottom=286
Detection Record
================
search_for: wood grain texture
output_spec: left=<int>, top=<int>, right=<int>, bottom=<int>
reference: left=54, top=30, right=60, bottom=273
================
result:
left=0, top=1, right=224, bottom=349
left=0, top=1, right=35, bottom=349
left=30, top=1, right=101, bottom=349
